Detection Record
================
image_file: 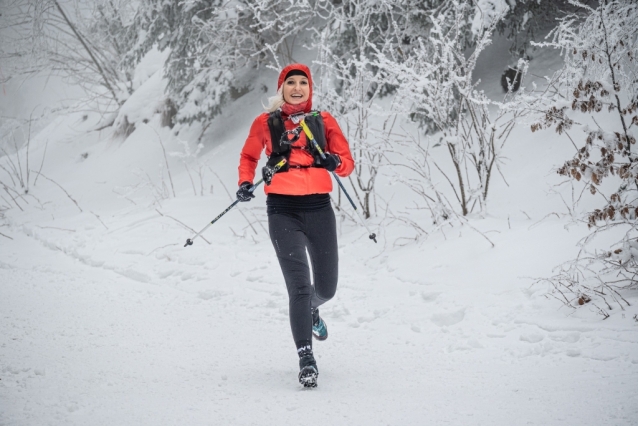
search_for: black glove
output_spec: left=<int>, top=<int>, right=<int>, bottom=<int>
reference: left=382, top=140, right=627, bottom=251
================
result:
left=236, top=181, right=255, bottom=202
left=320, top=154, right=341, bottom=172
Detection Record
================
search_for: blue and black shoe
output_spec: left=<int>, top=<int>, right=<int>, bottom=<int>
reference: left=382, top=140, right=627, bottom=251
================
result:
left=312, top=308, right=328, bottom=341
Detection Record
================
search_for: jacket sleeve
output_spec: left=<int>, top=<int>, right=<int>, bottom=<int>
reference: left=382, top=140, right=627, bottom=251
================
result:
left=322, top=112, right=354, bottom=177
left=238, top=114, right=268, bottom=185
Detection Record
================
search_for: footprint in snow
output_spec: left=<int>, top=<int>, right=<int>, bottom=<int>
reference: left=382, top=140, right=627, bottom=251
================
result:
left=548, top=332, right=581, bottom=343
left=264, top=300, right=278, bottom=308
left=565, top=349, right=581, bottom=357
left=431, top=309, right=465, bottom=327
left=119, top=249, right=145, bottom=256
left=357, top=309, right=388, bottom=324
left=520, top=333, right=545, bottom=343
left=198, top=291, right=224, bottom=301
left=421, top=292, right=441, bottom=302
left=157, top=270, right=175, bottom=279
left=118, top=268, right=151, bottom=283
left=446, top=338, right=484, bottom=352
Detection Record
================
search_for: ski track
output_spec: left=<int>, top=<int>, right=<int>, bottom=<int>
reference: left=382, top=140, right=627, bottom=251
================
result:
left=2, top=223, right=638, bottom=426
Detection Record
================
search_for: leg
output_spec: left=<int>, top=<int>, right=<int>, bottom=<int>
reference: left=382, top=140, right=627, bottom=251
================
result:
left=268, top=212, right=314, bottom=347
left=305, top=205, right=339, bottom=310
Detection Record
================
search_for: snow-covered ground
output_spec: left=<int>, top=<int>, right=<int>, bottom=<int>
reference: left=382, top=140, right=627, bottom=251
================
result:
left=2, top=37, right=637, bottom=425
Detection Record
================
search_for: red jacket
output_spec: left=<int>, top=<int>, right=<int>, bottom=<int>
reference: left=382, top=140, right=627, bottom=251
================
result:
left=238, top=111, right=354, bottom=195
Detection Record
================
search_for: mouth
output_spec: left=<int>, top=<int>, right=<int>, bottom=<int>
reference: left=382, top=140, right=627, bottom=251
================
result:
left=291, top=94, right=304, bottom=98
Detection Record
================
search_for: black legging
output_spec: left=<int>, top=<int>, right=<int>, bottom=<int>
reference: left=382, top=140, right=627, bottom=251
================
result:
left=267, top=194, right=338, bottom=349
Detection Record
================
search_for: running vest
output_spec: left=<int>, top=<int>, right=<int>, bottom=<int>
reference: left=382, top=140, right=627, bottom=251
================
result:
left=267, top=110, right=327, bottom=172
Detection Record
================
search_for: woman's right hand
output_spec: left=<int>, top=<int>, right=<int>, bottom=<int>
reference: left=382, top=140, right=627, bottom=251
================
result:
left=236, top=182, right=255, bottom=202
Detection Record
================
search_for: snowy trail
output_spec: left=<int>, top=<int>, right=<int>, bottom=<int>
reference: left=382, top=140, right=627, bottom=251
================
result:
left=3, top=3, right=638, bottom=423
left=2, top=224, right=637, bottom=425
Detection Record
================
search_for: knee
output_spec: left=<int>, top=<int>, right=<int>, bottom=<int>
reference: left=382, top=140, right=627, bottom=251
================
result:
left=287, top=281, right=312, bottom=298
left=315, top=277, right=337, bottom=302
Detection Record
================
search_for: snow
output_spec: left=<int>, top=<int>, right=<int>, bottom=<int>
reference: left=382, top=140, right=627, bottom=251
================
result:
left=132, top=47, right=169, bottom=90
left=113, top=68, right=168, bottom=133
left=472, top=0, right=511, bottom=35
left=4, top=211, right=638, bottom=425
left=1, top=36, right=638, bottom=426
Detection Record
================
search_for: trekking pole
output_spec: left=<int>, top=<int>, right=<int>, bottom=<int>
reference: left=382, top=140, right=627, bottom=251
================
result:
left=299, top=119, right=377, bottom=243
left=184, top=158, right=287, bottom=247
left=183, top=179, right=264, bottom=247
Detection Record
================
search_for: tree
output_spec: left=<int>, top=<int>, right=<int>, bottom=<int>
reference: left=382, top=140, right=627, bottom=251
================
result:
left=532, top=0, right=637, bottom=317
left=495, top=0, right=599, bottom=58
left=0, top=0, right=139, bottom=109
left=311, top=0, right=479, bottom=220
left=312, top=0, right=406, bottom=219
left=376, top=1, right=520, bottom=224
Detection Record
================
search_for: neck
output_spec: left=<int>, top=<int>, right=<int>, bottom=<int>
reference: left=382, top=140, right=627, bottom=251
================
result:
left=281, top=100, right=310, bottom=117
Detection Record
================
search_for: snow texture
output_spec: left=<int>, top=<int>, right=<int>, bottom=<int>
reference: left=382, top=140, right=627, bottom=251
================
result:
left=1, top=30, right=637, bottom=426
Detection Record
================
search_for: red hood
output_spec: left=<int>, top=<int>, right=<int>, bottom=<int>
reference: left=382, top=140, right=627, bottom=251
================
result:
left=278, top=63, right=313, bottom=113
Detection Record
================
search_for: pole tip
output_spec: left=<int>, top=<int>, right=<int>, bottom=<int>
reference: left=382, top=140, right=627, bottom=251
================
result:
left=369, top=233, right=377, bottom=243
left=184, top=238, right=193, bottom=247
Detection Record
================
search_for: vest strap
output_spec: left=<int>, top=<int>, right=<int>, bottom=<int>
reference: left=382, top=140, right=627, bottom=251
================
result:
left=267, top=110, right=327, bottom=172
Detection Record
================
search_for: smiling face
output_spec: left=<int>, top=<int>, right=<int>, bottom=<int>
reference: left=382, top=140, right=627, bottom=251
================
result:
left=282, top=75, right=310, bottom=105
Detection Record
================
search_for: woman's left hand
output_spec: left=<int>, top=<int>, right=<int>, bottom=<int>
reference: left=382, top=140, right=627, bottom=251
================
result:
left=320, top=154, right=341, bottom=172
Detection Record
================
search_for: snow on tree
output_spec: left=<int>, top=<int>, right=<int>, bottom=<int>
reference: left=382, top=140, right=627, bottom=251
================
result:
left=373, top=1, right=523, bottom=226
left=311, top=0, right=409, bottom=219
left=308, top=0, right=485, bottom=221
left=531, top=0, right=638, bottom=317
left=0, top=0, right=139, bottom=109
left=494, top=0, right=598, bottom=58
left=126, top=0, right=305, bottom=135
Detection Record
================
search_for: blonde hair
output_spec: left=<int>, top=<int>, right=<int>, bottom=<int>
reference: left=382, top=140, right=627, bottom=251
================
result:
left=264, top=86, right=285, bottom=112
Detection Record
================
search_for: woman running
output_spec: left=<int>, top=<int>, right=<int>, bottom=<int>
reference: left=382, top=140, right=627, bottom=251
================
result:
left=236, top=63, right=354, bottom=387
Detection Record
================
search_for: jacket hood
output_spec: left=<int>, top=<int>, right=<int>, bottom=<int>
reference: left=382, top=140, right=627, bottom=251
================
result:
left=277, top=63, right=313, bottom=113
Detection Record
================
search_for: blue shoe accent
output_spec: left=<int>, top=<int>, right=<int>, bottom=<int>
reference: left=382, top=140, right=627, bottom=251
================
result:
left=312, top=309, right=328, bottom=341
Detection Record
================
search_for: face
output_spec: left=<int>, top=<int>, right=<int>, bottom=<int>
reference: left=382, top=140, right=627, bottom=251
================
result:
left=282, top=75, right=310, bottom=105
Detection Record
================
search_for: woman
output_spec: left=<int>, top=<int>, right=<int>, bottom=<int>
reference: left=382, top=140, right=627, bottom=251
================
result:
left=236, top=63, right=354, bottom=388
